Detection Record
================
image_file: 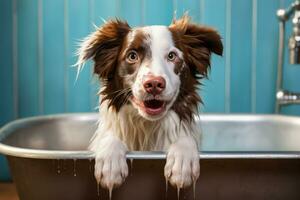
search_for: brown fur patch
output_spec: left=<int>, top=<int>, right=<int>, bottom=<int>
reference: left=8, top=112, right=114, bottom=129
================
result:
left=90, top=21, right=151, bottom=112
left=92, top=20, right=131, bottom=78
left=169, top=15, right=223, bottom=122
left=118, top=30, right=151, bottom=77
left=99, top=20, right=132, bottom=111
left=80, top=19, right=132, bottom=111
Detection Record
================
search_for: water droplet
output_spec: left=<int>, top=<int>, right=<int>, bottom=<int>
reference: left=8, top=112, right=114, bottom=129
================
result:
left=165, top=178, right=168, bottom=199
left=73, top=159, right=77, bottom=177
left=129, top=158, right=134, bottom=176
left=130, top=158, right=133, bottom=166
left=97, top=182, right=100, bottom=197
left=177, top=186, right=180, bottom=200
left=57, top=159, right=61, bottom=174
left=89, top=158, right=93, bottom=172
left=193, top=179, right=196, bottom=200
left=108, top=185, right=113, bottom=200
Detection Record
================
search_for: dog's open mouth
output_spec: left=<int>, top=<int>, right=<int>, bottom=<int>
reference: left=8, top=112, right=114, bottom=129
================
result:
left=132, top=97, right=166, bottom=116
left=143, top=99, right=165, bottom=115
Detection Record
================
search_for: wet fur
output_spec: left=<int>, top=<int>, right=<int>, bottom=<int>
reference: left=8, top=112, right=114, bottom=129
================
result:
left=76, top=15, right=223, bottom=191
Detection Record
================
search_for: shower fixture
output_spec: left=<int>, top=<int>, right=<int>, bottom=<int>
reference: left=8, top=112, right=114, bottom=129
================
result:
left=275, top=0, right=300, bottom=113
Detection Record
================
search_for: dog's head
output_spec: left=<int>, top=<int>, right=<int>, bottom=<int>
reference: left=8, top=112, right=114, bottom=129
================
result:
left=76, top=15, right=223, bottom=122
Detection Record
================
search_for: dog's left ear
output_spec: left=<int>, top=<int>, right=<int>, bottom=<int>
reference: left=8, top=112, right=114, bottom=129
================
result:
left=169, top=15, right=223, bottom=77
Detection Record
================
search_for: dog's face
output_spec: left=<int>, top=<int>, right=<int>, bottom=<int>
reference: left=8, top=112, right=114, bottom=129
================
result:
left=77, top=15, right=223, bottom=121
left=119, top=25, right=184, bottom=120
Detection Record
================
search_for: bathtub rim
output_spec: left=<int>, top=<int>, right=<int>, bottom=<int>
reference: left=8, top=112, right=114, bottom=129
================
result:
left=1, top=113, right=300, bottom=160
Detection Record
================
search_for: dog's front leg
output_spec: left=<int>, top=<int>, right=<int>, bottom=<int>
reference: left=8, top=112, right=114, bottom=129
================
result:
left=164, top=136, right=200, bottom=189
left=90, top=132, right=128, bottom=191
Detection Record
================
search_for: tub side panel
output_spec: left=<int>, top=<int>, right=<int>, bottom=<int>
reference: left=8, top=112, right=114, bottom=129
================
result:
left=7, top=157, right=300, bottom=200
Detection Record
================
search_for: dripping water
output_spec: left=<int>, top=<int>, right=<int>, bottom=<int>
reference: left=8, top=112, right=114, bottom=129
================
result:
left=129, top=158, right=134, bottom=176
left=73, top=159, right=77, bottom=177
left=62, top=159, right=66, bottom=170
left=89, top=158, right=93, bottom=172
left=193, top=179, right=196, bottom=200
left=165, top=178, right=168, bottom=199
left=97, top=182, right=100, bottom=197
left=57, top=159, right=61, bottom=174
left=177, top=186, right=180, bottom=200
left=108, top=186, right=113, bottom=200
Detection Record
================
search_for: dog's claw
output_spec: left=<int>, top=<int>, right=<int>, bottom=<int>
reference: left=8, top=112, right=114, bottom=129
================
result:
left=94, top=152, right=128, bottom=191
left=164, top=137, right=200, bottom=189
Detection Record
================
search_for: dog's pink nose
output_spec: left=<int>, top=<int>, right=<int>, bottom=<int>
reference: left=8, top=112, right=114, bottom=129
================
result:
left=143, top=76, right=166, bottom=95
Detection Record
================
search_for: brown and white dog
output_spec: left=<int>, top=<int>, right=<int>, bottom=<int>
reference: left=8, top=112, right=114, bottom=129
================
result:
left=76, top=15, right=223, bottom=192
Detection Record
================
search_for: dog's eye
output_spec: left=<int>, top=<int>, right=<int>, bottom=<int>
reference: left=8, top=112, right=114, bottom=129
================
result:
left=126, top=51, right=139, bottom=63
left=167, top=51, right=177, bottom=61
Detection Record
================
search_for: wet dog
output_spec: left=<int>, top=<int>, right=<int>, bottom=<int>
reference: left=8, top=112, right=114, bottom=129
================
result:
left=76, top=15, right=223, bottom=193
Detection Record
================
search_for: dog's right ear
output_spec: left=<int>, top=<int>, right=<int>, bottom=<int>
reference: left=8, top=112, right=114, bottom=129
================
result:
left=169, top=15, right=223, bottom=78
left=76, top=19, right=131, bottom=79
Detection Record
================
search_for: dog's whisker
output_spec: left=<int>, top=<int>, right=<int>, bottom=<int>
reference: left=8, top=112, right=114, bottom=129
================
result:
left=111, top=89, right=131, bottom=102
left=121, top=91, right=132, bottom=105
left=105, top=87, right=131, bottom=96
left=107, top=88, right=130, bottom=99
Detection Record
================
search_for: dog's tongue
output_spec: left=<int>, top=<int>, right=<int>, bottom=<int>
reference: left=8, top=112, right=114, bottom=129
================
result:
left=144, top=99, right=164, bottom=109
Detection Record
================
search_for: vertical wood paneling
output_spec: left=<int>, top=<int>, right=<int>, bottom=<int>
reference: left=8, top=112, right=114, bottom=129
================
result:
left=66, top=0, right=91, bottom=112
left=144, top=0, right=173, bottom=25
left=224, top=0, right=232, bottom=113
left=93, top=0, right=118, bottom=25
left=89, top=0, right=96, bottom=112
left=251, top=0, right=257, bottom=113
left=43, top=0, right=65, bottom=114
left=38, top=0, right=44, bottom=114
left=230, top=0, right=252, bottom=112
left=0, top=0, right=13, bottom=181
left=201, top=0, right=227, bottom=113
left=12, top=0, right=18, bottom=120
left=0, top=0, right=14, bottom=125
left=1, top=2, right=299, bottom=117
left=17, top=0, right=39, bottom=117
left=225, top=0, right=231, bottom=113
left=119, top=0, right=143, bottom=26
left=255, top=0, right=280, bottom=113
left=174, top=0, right=201, bottom=22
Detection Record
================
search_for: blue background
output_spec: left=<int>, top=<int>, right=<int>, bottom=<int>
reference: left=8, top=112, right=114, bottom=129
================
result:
left=0, top=0, right=300, bottom=181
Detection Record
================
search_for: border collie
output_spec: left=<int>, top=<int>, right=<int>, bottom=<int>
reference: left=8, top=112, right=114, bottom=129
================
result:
left=76, top=15, right=223, bottom=193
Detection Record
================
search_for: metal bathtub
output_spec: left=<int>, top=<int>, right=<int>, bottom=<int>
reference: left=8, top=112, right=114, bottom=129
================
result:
left=0, top=113, right=300, bottom=200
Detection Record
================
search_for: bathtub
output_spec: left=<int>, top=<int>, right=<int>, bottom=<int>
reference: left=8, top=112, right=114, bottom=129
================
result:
left=0, top=113, right=300, bottom=200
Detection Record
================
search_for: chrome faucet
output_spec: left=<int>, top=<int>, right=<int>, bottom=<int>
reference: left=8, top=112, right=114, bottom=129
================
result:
left=275, top=0, right=300, bottom=113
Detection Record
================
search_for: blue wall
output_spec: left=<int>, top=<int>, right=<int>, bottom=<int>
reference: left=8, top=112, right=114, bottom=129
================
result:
left=1, top=0, right=300, bottom=181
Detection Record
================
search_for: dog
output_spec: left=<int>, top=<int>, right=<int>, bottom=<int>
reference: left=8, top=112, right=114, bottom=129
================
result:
left=76, top=15, right=223, bottom=193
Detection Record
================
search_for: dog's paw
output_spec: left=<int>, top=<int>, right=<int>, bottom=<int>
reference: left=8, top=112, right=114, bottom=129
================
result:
left=94, top=145, right=128, bottom=190
left=164, top=137, right=200, bottom=188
